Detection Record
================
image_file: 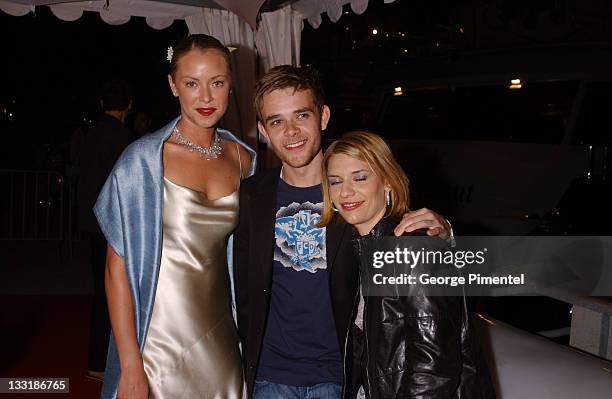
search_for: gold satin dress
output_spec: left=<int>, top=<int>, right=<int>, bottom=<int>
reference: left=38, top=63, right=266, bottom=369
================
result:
left=142, top=174, right=244, bottom=399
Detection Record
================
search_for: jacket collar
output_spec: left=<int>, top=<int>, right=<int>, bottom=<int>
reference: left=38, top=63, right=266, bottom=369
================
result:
left=251, top=168, right=281, bottom=277
left=368, top=217, right=399, bottom=238
left=253, top=167, right=282, bottom=195
left=326, top=220, right=349, bottom=273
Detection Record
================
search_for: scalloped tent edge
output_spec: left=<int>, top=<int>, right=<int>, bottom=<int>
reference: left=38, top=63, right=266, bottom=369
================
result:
left=0, top=0, right=393, bottom=30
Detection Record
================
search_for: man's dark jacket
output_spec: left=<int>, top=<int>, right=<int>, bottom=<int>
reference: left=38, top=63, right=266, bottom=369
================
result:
left=233, top=167, right=360, bottom=397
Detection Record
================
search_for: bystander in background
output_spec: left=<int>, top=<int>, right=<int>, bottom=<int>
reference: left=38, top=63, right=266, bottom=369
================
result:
left=77, top=79, right=133, bottom=380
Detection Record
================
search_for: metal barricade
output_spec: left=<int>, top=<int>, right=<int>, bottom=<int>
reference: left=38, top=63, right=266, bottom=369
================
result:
left=0, top=170, right=65, bottom=240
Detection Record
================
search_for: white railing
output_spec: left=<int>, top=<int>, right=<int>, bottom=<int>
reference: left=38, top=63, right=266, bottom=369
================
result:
left=474, top=313, right=612, bottom=398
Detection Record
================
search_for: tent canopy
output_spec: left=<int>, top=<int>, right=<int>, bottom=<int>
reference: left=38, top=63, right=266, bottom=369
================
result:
left=0, top=0, right=265, bottom=29
left=0, top=0, right=390, bottom=30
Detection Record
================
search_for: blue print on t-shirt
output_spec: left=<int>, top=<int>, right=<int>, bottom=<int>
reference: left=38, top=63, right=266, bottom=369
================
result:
left=274, top=201, right=326, bottom=273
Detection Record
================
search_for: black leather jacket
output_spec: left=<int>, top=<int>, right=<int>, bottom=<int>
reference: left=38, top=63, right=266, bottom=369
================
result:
left=345, top=218, right=496, bottom=399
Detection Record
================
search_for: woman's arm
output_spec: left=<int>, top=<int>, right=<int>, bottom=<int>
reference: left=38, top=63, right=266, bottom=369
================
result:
left=105, top=245, right=149, bottom=399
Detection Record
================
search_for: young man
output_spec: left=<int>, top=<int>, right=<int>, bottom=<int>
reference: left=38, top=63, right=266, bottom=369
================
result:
left=233, top=66, right=450, bottom=399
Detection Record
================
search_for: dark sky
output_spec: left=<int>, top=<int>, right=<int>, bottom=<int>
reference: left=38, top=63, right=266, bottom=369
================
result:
left=1, top=6, right=188, bottom=117
left=1, top=7, right=188, bottom=168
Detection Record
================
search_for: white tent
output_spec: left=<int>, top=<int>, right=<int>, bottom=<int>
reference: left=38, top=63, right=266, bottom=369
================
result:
left=0, top=0, right=393, bottom=149
left=0, top=1, right=389, bottom=29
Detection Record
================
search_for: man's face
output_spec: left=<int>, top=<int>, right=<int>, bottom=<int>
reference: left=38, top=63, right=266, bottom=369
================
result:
left=257, top=88, right=330, bottom=170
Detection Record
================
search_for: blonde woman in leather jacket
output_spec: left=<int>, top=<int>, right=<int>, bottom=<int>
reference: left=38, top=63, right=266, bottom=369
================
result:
left=318, top=131, right=496, bottom=399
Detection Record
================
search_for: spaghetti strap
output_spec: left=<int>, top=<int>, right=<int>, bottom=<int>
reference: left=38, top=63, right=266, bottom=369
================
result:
left=235, top=142, right=243, bottom=180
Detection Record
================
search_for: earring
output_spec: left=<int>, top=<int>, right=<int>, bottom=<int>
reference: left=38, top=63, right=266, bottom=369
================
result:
left=332, top=203, right=339, bottom=212
left=385, top=190, right=391, bottom=207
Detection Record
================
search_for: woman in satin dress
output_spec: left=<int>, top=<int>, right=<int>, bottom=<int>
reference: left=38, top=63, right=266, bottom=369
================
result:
left=95, top=34, right=255, bottom=399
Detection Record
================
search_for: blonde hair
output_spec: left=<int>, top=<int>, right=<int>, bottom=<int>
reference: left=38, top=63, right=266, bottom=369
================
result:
left=169, top=34, right=231, bottom=78
left=319, top=131, right=410, bottom=227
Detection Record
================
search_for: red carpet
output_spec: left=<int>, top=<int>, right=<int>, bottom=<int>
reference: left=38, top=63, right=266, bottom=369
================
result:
left=1, top=294, right=102, bottom=398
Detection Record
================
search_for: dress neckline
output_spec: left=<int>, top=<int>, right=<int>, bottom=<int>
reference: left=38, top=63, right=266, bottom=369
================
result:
left=163, top=177, right=238, bottom=202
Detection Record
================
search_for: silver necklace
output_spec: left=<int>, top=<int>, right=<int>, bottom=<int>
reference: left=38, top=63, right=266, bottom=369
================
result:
left=172, top=126, right=222, bottom=160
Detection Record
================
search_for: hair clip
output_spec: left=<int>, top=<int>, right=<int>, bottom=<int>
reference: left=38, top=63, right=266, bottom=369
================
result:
left=227, top=46, right=237, bottom=53
left=167, top=47, right=174, bottom=62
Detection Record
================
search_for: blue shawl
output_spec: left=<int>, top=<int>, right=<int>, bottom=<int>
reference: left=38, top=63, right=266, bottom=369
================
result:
left=94, top=117, right=256, bottom=398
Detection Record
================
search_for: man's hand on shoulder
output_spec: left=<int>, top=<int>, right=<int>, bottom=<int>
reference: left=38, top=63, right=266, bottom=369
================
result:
left=393, top=208, right=451, bottom=241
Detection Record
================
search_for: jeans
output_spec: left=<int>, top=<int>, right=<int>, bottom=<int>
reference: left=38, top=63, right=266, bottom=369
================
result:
left=253, top=380, right=341, bottom=399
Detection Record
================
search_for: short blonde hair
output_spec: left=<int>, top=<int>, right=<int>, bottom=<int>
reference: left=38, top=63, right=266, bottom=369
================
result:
left=319, top=131, right=410, bottom=227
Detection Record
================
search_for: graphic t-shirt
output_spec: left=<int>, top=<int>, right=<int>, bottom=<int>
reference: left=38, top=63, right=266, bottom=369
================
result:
left=256, top=179, right=343, bottom=386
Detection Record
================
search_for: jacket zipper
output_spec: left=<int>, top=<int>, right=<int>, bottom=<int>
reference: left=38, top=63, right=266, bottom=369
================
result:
left=359, top=238, right=373, bottom=399
left=342, top=279, right=360, bottom=399
left=364, top=293, right=372, bottom=399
